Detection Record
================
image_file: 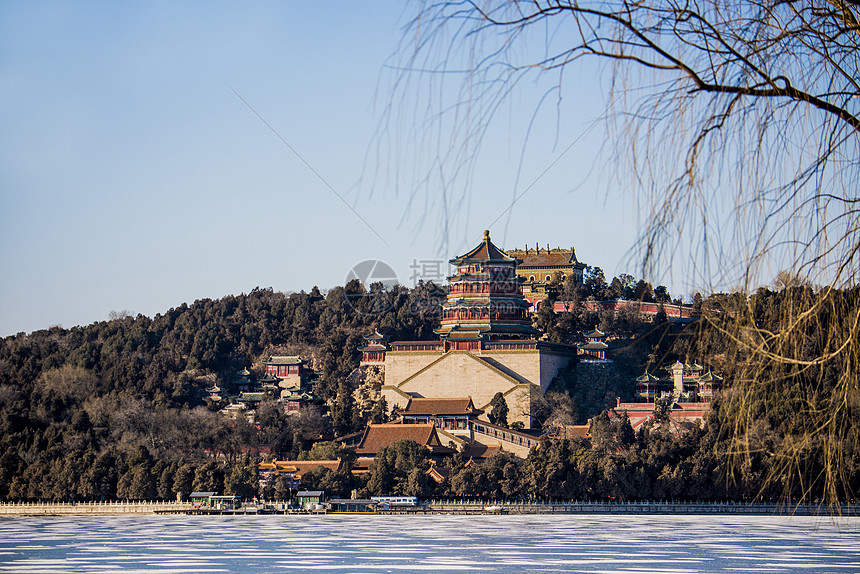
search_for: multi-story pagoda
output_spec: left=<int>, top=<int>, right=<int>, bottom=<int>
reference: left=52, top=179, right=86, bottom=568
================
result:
left=436, top=230, right=538, bottom=350
left=377, top=230, right=579, bottom=428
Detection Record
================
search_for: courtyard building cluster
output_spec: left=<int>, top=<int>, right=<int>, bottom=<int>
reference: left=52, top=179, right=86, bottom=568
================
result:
left=256, top=231, right=726, bottom=494
left=377, top=230, right=579, bottom=429
left=505, top=244, right=586, bottom=305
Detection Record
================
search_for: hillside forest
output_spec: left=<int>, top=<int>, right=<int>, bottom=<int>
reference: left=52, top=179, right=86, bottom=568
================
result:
left=0, top=271, right=857, bottom=504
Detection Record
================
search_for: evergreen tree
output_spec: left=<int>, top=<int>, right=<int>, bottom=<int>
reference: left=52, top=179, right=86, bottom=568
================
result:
left=192, top=462, right=223, bottom=494
left=273, top=475, right=292, bottom=501
left=488, top=392, right=509, bottom=428
left=224, top=454, right=258, bottom=499
left=172, top=463, right=195, bottom=500
left=369, top=396, right=389, bottom=424
left=331, top=382, right=357, bottom=436
left=366, top=440, right=433, bottom=497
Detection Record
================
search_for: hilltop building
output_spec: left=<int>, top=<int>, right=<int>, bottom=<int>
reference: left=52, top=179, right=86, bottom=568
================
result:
left=505, top=244, right=586, bottom=305
left=377, top=230, right=579, bottom=428
left=263, top=356, right=308, bottom=386
left=634, top=361, right=724, bottom=403
left=554, top=299, right=694, bottom=322
left=616, top=361, right=726, bottom=433
left=207, top=367, right=283, bottom=423
left=358, top=331, right=389, bottom=366
left=234, top=368, right=252, bottom=392
left=579, top=328, right=610, bottom=362
left=261, top=355, right=324, bottom=414
left=395, top=397, right=483, bottom=431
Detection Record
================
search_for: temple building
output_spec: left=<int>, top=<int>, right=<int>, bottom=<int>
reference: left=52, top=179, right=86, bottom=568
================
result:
left=617, top=361, right=727, bottom=434
left=436, top=230, right=538, bottom=346
left=505, top=244, right=586, bottom=305
left=378, top=230, right=579, bottom=428
left=633, top=372, right=668, bottom=402
left=579, top=328, right=610, bottom=362
left=358, top=331, right=389, bottom=365
left=350, top=422, right=456, bottom=473
left=263, top=355, right=307, bottom=382
left=261, top=355, right=322, bottom=413
left=394, top=397, right=483, bottom=431
left=633, top=361, right=724, bottom=403
left=234, top=368, right=253, bottom=392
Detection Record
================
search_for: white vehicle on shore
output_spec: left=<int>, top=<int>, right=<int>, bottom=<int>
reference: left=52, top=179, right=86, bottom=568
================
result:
left=371, top=496, right=418, bottom=510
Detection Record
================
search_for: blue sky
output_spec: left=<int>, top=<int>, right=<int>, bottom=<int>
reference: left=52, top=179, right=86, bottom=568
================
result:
left=0, top=2, right=650, bottom=337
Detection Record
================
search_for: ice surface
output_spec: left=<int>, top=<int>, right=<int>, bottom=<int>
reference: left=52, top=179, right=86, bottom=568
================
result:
left=0, top=515, right=857, bottom=573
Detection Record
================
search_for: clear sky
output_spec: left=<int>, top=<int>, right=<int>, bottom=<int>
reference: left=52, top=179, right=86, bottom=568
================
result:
left=0, top=1, right=651, bottom=337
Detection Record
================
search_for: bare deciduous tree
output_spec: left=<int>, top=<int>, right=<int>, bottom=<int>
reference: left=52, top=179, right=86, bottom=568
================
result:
left=386, top=1, right=859, bottom=504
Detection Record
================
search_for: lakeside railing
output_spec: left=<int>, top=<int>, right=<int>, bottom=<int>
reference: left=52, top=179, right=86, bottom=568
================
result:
left=424, top=498, right=860, bottom=516
left=1, top=499, right=857, bottom=516
left=0, top=500, right=193, bottom=515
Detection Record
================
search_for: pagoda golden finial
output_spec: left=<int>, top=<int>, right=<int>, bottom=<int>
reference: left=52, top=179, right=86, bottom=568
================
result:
left=483, top=229, right=490, bottom=240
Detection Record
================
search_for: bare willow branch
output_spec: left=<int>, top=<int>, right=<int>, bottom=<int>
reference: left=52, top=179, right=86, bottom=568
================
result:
left=381, top=0, right=860, bottom=505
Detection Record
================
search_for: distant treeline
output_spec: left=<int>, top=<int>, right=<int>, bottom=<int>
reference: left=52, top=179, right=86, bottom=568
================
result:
left=0, top=276, right=856, bottom=504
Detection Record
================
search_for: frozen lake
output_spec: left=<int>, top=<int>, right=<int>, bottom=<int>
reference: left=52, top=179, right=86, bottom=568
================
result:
left=0, top=514, right=858, bottom=573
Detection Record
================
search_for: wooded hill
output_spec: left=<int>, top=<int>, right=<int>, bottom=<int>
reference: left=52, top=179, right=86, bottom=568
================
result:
left=0, top=277, right=856, bottom=504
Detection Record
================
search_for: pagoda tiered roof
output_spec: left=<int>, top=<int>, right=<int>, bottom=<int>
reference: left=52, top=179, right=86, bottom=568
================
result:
left=358, top=330, right=390, bottom=352
left=580, top=341, right=609, bottom=350
left=262, top=355, right=304, bottom=365
left=698, top=370, right=724, bottom=383
left=437, top=230, right=540, bottom=341
left=364, top=330, right=388, bottom=343
left=435, top=322, right=538, bottom=340
left=584, top=328, right=607, bottom=339
left=450, top=229, right=519, bottom=265
left=635, top=372, right=661, bottom=383
left=443, top=294, right=531, bottom=304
